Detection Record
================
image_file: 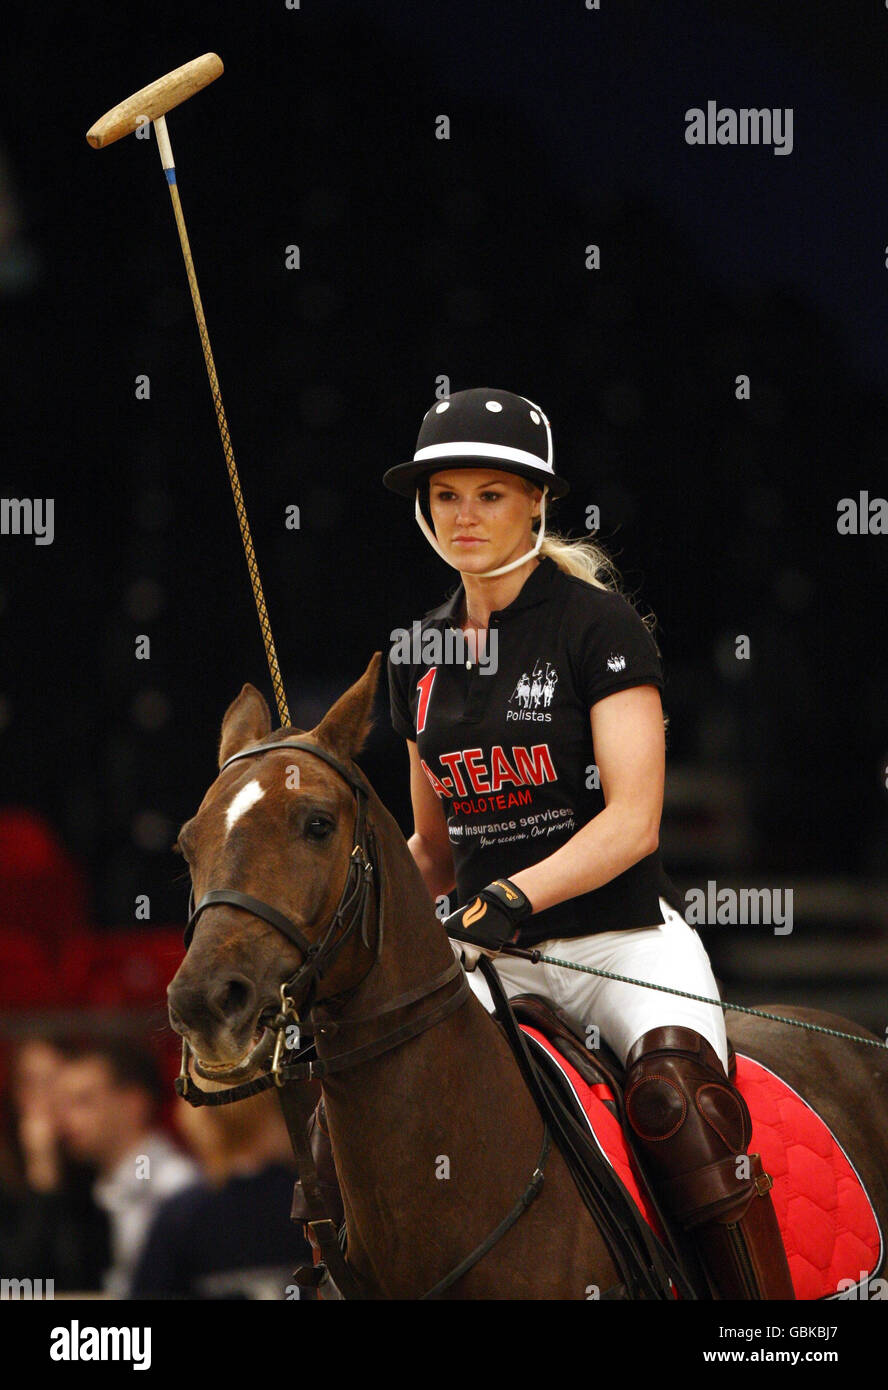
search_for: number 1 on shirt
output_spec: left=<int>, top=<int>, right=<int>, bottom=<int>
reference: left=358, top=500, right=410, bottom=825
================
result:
left=415, top=668, right=438, bottom=735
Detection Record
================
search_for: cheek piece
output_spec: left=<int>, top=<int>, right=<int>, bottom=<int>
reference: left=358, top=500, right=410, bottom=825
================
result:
left=414, top=485, right=548, bottom=580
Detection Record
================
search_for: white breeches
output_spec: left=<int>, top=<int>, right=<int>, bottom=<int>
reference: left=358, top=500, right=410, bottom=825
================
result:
left=463, top=896, right=729, bottom=1071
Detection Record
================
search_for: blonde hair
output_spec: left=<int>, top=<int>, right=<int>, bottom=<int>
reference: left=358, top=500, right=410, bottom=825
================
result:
left=522, top=480, right=658, bottom=637
left=540, top=528, right=660, bottom=637
left=528, top=485, right=669, bottom=737
left=539, top=531, right=619, bottom=592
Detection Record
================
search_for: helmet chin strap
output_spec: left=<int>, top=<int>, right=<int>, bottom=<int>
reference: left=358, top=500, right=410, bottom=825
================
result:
left=414, top=485, right=548, bottom=580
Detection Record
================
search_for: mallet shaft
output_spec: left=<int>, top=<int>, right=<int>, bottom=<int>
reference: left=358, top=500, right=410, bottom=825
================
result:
left=153, top=115, right=291, bottom=728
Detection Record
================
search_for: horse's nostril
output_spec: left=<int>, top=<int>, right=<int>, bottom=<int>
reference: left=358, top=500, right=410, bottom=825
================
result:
left=168, top=973, right=257, bottom=1034
left=221, top=978, right=249, bottom=1015
left=207, top=973, right=255, bottom=1025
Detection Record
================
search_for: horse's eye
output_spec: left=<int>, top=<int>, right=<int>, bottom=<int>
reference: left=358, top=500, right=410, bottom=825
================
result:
left=305, top=815, right=335, bottom=842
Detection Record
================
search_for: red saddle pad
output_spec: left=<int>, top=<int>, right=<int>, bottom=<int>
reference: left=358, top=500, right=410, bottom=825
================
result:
left=520, top=1026, right=882, bottom=1301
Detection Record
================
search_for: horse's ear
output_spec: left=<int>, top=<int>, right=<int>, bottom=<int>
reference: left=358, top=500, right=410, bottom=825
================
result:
left=218, top=683, right=273, bottom=769
left=312, top=652, right=382, bottom=762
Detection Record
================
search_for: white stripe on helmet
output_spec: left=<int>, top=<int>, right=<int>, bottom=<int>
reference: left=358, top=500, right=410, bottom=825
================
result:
left=413, top=440, right=553, bottom=473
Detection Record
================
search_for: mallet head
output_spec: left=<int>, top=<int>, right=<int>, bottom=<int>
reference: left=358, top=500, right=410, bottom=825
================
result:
left=86, top=53, right=223, bottom=148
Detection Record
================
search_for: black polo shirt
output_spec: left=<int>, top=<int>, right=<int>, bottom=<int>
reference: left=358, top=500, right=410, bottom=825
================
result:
left=387, top=556, right=685, bottom=947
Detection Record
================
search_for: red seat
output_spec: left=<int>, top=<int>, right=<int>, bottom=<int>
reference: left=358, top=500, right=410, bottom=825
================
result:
left=0, top=929, right=61, bottom=1007
left=82, top=928, right=184, bottom=1007
left=0, top=809, right=91, bottom=948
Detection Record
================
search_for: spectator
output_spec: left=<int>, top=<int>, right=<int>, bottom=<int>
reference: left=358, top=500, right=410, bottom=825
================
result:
left=55, top=1041, right=197, bottom=1297
left=0, top=1037, right=109, bottom=1292
left=131, top=1087, right=312, bottom=1300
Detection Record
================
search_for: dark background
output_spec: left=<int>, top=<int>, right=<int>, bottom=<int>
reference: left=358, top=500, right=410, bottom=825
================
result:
left=1, top=1, right=886, bottom=1022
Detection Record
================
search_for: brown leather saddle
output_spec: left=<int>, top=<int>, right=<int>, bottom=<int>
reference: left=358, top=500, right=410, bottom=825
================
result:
left=509, top=991, right=737, bottom=1098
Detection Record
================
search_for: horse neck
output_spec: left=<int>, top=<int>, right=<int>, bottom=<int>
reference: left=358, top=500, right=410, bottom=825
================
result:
left=312, top=792, right=515, bottom=1284
left=309, top=786, right=617, bottom=1298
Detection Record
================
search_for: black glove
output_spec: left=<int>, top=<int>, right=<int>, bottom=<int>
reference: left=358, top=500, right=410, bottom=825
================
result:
left=443, top=878, right=534, bottom=954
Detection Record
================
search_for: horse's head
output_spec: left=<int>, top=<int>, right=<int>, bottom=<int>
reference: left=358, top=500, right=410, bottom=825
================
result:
left=167, top=652, right=382, bottom=1082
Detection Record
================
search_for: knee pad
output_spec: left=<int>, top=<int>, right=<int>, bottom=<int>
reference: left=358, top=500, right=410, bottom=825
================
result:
left=624, top=1026, right=755, bottom=1226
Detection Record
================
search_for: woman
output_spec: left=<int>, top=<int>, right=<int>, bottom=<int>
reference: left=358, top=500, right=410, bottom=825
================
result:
left=384, top=387, right=793, bottom=1300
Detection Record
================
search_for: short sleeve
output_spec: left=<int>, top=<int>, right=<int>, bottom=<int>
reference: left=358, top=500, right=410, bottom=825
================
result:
left=578, top=594, right=663, bottom=708
left=387, top=649, right=416, bottom=741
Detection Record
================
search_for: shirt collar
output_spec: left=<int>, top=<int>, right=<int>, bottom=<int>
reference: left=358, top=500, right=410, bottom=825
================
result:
left=422, top=555, right=559, bottom=625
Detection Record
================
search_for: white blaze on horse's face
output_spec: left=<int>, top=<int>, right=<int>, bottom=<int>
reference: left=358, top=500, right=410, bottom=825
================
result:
left=225, top=779, right=266, bottom=834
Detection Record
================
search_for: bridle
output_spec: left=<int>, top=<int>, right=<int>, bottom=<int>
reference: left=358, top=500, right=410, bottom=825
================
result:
left=176, top=735, right=472, bottom=1109
left=172, top=734, right=555, bottom=1301
left=177, top=735, right=433, bottom=1103
left=183, top=737, right=380, bottom=1026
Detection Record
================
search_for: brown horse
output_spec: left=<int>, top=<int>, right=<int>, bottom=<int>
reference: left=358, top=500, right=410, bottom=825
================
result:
left=167, top=653, right=888, bottom=1299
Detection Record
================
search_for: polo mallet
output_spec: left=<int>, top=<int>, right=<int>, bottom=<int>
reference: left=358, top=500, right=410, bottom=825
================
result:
left=86, top=54, right=291, bottom=727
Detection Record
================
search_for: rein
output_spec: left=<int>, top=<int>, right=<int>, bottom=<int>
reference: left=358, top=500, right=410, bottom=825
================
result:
left=497, top=946, right=888, bottom=1052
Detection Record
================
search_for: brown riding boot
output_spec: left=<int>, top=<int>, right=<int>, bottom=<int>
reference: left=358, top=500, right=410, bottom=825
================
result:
left=624, top=1027, right=795, bottom=1300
